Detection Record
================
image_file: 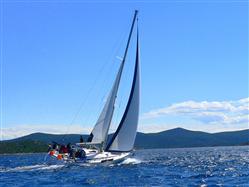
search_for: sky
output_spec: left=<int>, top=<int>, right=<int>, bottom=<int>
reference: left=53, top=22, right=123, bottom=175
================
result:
left=1, top=0, right=248, bottom=140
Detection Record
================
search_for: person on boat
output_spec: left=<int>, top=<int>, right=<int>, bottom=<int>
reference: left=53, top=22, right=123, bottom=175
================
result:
left=67, top=143, right=71, bottom=152
left=80, top=136, right=84, bottom=143
left=59, top=144, right=68, bottom=153
left=52, top=142, right=59, bottom=151
left=67, top=143, right=73, bottom=156
left=47, top=144, right=52, bottom=152
left=79, top=149, right=86, bottom=159
left=87, top=133, right=93, bottom=142
left=75, top=149, right=86, bottom=159
left=70, top=149, right=76, bottom=160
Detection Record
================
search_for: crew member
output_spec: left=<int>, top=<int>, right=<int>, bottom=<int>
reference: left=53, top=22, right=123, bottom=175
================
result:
left=80, top=135, right=84, bottom=143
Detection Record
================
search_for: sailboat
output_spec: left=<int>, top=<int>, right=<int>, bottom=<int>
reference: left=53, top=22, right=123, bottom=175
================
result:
left=48, top=10, right=140, bottom=164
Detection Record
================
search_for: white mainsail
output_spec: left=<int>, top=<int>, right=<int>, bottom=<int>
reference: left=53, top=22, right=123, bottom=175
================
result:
left=88, top=11, right=138, bottom=145
left=105, top=30, right=140, bottom=152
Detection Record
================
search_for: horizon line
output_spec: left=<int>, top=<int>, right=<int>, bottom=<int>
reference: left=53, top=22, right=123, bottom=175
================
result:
left=2, top=127, right=249, bottom=141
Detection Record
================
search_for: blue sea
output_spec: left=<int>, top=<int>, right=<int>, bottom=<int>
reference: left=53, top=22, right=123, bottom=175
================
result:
left=0, top=146, right=248, bottom=186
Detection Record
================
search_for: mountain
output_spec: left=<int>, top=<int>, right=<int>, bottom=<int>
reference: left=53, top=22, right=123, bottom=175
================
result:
left=0, top=128, right=248, bottom=154
left=6, top=133, right=89, bottom=145
left=135, top=128, right=249, bottom=149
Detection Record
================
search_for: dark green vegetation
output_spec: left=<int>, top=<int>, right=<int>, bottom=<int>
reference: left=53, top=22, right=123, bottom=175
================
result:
left=0, top=128, right=248, bottom=154
left=0, top=140, right=48, bottom=154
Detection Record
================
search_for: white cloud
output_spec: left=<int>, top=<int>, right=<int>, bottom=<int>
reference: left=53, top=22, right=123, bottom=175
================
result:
left=2, top=98, right=248, bottom=140
left=2, top=125, right=91, bottom=140
left=142, top=98, right=249, bottom=126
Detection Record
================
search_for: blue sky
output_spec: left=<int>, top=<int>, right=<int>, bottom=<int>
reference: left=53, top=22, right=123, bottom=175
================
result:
left=1, top=0, right=248, bottom=139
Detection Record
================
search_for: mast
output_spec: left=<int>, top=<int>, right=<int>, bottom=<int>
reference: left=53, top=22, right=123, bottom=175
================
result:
left=102, top=10, right=139, bottom=148
left=120, top=10, right=138, bottom=72
left=88, top=11, right=138, bottom=148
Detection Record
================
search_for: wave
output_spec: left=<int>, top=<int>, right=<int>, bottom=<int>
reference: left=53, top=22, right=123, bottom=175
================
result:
left=0, top=164, right=65, bottom=173
left=119, top=157, right=142, bottom=165
left=0, top=156, right=142, bottom=172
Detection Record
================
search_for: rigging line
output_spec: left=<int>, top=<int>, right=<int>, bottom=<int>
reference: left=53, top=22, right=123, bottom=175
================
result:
left=60, top=60, right=110, bottom=141
left=95, top=12, right=135, bottom=100
left=80, top=55, right=120, bottom=127
left=80, top=24, right=130, bottom=128
left=76, top=55, right=117, bottom=129
left=0, top=0, right=3, bottom=141
left=82, top=53, right=118, bottom=129
left=60, top=56, right=114, bottom=142
left=90, top=26, right=129, bottom=108
left=61, top=23, right=129, bottom=141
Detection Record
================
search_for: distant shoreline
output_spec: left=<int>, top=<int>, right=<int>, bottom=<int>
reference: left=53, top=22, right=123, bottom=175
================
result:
left=1, top=128, right=248, bottom=154
left=0, top=152, right=47, bottom=156
left=1, top=144, right=248, bottom=155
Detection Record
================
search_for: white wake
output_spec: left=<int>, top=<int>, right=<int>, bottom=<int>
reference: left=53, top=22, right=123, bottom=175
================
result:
left=119, top=157, right=142, bottom=165
left=0, top=164, right=65, bottom=172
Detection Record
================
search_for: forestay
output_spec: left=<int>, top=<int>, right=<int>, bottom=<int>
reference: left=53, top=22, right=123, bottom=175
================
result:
left=88, top=62, right=124, bottom=144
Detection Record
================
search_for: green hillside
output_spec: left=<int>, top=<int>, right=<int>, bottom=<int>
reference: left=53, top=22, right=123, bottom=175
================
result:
left=0, top=140, right=48, bottom=154
left=1, top=128, right=248, bottom=154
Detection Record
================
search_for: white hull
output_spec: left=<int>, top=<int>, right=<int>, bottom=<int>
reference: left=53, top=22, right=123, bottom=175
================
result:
left=48, top=148, right=130, bottom=164
left=86, top=151, right=130, bottom=164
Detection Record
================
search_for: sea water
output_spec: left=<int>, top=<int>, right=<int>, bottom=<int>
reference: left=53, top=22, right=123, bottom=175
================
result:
left=0, top=146, right=248, bottom=186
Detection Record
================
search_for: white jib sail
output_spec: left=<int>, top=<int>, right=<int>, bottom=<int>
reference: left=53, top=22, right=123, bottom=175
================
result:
left=89, top=61, right=125, bottom=144
left=106, top=31, right=140, bottom=152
